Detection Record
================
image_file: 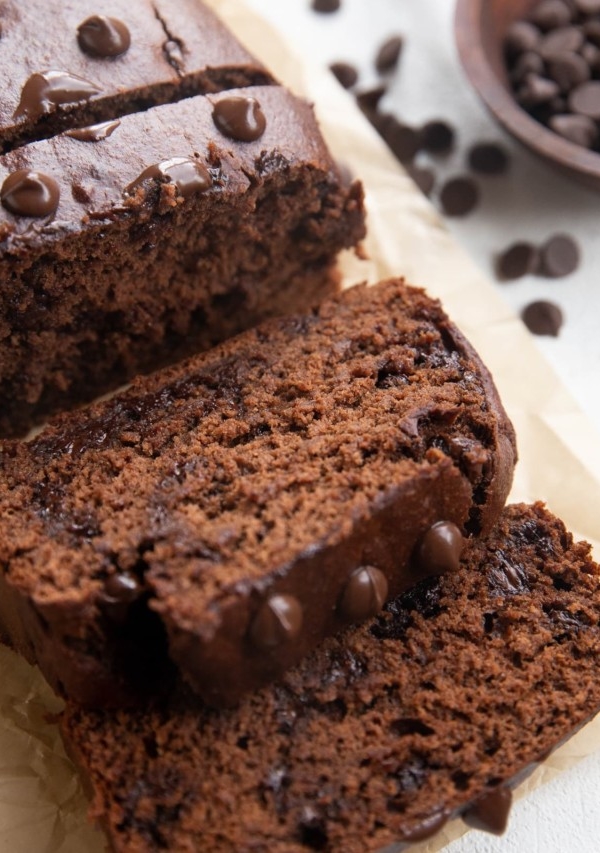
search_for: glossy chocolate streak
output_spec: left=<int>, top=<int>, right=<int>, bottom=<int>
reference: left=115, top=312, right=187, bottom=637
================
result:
left=14, top=70, right=101, bottom=120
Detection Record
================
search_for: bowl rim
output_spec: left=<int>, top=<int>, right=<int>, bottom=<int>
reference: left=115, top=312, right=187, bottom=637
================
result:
left=454, top=0, right=600, bottom=181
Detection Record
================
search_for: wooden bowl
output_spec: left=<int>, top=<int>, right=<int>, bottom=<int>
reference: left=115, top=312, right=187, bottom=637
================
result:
left=455, top=0, right=600, bottom=191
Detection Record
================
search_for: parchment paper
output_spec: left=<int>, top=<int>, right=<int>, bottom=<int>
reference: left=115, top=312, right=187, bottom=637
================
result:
left=1, top=1, right=599, bottom=850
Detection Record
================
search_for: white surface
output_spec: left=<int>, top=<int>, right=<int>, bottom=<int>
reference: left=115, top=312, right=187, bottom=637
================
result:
left=246, top=1, right=600, bottom=851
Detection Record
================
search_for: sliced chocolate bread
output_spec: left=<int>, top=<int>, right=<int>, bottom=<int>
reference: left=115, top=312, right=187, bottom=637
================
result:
left=0, top=85, right=364, bottom=436
left=61, top=503, right=600, bottom=852
left=0, top=279, right=516, bottom=707
left=0, top=0, right=274, bottom=152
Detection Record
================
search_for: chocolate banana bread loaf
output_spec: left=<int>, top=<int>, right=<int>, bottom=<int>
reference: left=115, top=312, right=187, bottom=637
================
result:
left=61, top=503, right=600, bottom=852
left=0, top=279, right=516, bottom=707
left=0, top=0, right=274, bottom=152
left=0, top=83, right=364, bottom=436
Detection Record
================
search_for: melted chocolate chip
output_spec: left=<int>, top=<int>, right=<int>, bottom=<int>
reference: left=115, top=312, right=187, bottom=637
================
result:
left=14, top=70, right=100, bottom=120
left=65, top=119, right=121, bottom=142
left=212, top=96, right=266, bottom=142
left=401, top=810, right=449, bottom=842
left=125, top=158, right=213, bottom=199
left=77, top=16, right=131, bottom=58
left=415, top=521, right=464, bottom=576
left=464, top=787, right=513, bottom=835
left=104, top=572, right=142, bottom=603
left=1, top=170, right=60, bottom=217
left=338, top=566, right=388, bottom=622
left=249, top=595, right=303, bottom=650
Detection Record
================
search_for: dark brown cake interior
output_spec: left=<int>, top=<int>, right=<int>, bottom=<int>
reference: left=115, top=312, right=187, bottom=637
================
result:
left=61, top=503, right=600, bottom=852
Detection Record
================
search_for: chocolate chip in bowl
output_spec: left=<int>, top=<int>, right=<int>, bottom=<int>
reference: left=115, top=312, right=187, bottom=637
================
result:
left=455, top=0, right=600, bottom=190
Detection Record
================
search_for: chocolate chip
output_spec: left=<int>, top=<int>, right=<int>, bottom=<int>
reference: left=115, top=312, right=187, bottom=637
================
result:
left=463, top=788, right=513, bottom=835
left=549, top=112, right=598, bottom=146
left=1, top=170, right=60, bottom=217
left=103, top=572, right=142, bottom=603
left=439, top=176, right=479, bottom=217
left=77, top=16, right=131, bottom=58
left=355, top=85, right=387, bottom=113
left=65, top=119, right=121, bottom=142
left=375, top=35, right=404, bottom=74
left=574, top=0, right=600, bottom=13
left=212, top=96, right=266, bottom=142
left=400, top=811, right=449, bottom=844
left=580, top=42, right=600, bottom=74
left=510, top=51, right=545, bottom=84
left=584, top=20, right=600, bottom=47
left=406, top=164, right=436, bottom=196
left=538, top=26, right=585, bottom=60
left=311, top=0, right=341, bottom=12
left=529, top=0, right=573, bottom=31
left=496, top=242, right=540, bottom=280
left=249, top=594, right=303, bottom=650
left=338, top=566, right=388, bottom=622
left=329, top=61, right=358, bottom=89
left=13, top=70, right=100, bottom=121
left=522, top=300, right=564, bottom=336
left=504, top=21, right=541, bottom=56
left=468, top=142, right=510, bottom=175
left=415, top=521, right=464, bottom=576
left=517, top=73, right=561, bottom=106
left=420, top=120, right=455, bottom=154
left=381, top=117, right=421, bottom=163
left=539, top=233, right=581, bottom=277
left=569, top=80, right=600, bottom=117
left=125, top=158, right=212, bottom=199
left=548, top=51, right=591, bottom=91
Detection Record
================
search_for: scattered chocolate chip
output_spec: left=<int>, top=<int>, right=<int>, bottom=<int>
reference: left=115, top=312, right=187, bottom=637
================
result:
left=420, top=120, right=455, bottom=155
left=382, top=117, right=421, bottom=163
left=338, top=566, right=388, bottom=622
left=65, top=119, right=121, bottom=142
left=415, top=521, right=464, bottom=576
left=464, top=788, right=513, bottom=835
left=249, top=594, right=303, bottom=650
left=504, top=21, right=541, bottom=57
left=539, top=233, right=581, bottom=277
left=355, top=85, right=387, bottom=114
left=375, top=35, right=404, bottom=74
left=439, top=176, right=479, bottom=217
left=77, top=15, right=131, bottom=58
left=311, top=0, right=340, bottom=12
left=530, top=0, right=573, bottom=31
left=406, top=164, right=436, bottom=196
left=125, top=157, right=213, bottom=199
left=329, top=61, right=358, bottom=89
left=580, top=42, right=600, bottom=74
left=549, top=112, right=598, bottom=146
left=212, top=96, right=266, bottom=142
left=103, top=572, right=142, bottom=603
left=568, top=80, right=600, bottom=118
left=1, top=170, right=60, bottom=217
left=14, top=70, right=101, bottom=121
left=468, top=142, right=510, bottom=175
left=496, top=242, right=540, bottom=280
left=522, top=300, right=564, bottom=336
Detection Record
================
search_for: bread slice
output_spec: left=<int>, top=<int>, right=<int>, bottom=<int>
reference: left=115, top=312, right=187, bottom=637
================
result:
left=0, top=279, right=516, bottom=707
left=61, top=503, right=600, bottom=852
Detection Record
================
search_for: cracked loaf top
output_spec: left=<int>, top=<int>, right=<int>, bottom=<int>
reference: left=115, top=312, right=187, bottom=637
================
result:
left=0, top=0, right=273, bottom=152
